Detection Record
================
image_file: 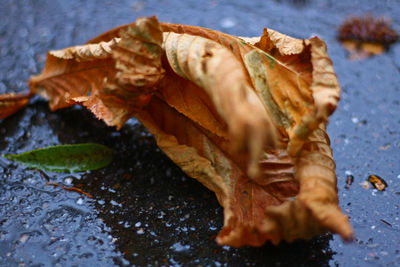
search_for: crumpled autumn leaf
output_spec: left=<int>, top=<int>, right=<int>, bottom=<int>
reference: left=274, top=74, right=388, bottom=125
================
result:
left=28, top=16, right=353, bottom=247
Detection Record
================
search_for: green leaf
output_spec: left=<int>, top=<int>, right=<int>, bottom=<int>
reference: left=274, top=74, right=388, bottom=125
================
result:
left=3, top=143, right=114, bottom=173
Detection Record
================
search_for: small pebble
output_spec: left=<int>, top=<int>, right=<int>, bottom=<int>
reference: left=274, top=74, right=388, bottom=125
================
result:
left=64, top=177, right=73, bottom=185
left=137, top=228, right=144, bottom=235
left=171, top=242, right=190, bottom=252
left=76, top=198, right=84, bottom=205
left=19, top=234, right=29, bottom=244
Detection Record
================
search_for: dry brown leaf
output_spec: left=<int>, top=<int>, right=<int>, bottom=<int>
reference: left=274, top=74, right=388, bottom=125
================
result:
left=29, top=16, right=353, bottom=247
left=0, top=92, right=31, bottom=119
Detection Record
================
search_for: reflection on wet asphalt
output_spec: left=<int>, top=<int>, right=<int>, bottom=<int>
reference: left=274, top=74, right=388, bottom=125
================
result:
left=1, top=0, right=400, bottom=266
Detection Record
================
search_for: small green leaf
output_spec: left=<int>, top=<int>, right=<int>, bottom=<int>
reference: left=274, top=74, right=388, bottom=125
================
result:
left=3, top=143, right=114, bottom=173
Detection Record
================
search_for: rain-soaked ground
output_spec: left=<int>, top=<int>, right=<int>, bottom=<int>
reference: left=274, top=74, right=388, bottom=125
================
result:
left=1, top=0, right=400, bottom=266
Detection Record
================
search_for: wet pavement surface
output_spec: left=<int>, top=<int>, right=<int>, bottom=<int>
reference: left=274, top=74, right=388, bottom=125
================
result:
left=1, top=0, right=400, bottom=266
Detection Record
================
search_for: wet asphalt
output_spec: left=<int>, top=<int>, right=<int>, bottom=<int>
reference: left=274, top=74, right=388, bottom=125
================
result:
left=1, top=0, right=400, bottom=266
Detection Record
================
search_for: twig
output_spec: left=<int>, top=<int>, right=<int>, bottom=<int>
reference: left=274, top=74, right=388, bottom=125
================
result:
left=47, top=182, right=93, bottom=199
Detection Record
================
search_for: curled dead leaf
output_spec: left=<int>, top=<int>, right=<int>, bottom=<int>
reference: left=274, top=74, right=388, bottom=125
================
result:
left=28, top=16, right=352, bottom=246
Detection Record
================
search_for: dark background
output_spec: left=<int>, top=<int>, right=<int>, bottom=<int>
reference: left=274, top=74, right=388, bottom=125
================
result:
left=1, top=0, right=400, bottom=266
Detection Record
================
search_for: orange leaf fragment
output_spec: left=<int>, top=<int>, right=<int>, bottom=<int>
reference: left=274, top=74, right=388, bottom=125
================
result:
left=0, top=92, right=31, bottom=119
left=368, top=174, right=387, bottom=191
left=29, top=16, right=353, bottom=247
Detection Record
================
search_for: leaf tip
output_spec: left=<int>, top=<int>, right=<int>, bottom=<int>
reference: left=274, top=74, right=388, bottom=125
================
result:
left=2, top=154, right=14, bottom=160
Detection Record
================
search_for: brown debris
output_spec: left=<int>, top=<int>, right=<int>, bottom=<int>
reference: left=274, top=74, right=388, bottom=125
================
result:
left=380, top=219, right=392, bottom=227
left=47, top=182, right=93, bottom=198
left=345, top=174, right=354, bottom=189
left=368, top=174, right=387, bottom=191
left=338, top=15, right=398, bottom=59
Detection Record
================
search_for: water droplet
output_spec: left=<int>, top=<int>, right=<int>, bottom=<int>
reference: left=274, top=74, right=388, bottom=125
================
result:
left=0, top=231, right=9, bottom=241
left=64, top=177, right=73, bottom=185
left=120, top=257, right=130, bottom=266
left=42, top=207, right=84, bottom=237
left=78, top=252, right=93, bottom=259
left=220, top=17, right=236, bottom=28
left=157, top=211, right=166, bottom=219
left=149, top=231, right=157, bottom=237
left=110, top=200, right=122, bottom=207
left=135, top=222, right=141, bottom=227
left=170, top=242, right=190, bottom=252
